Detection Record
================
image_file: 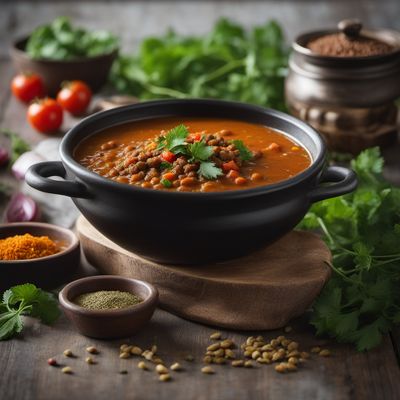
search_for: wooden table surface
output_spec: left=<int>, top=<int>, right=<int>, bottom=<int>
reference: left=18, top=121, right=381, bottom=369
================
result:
left=1, top=1, right=400, bottom=399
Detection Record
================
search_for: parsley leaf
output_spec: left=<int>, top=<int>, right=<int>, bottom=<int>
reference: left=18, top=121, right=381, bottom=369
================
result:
left=160, top=161, right=172, bottom=170
left=165, top=125, right=189, bottom=152
left=299, top=148, right=400, bottom=351
left=198, top=162, right=223, bottom=180
left=231, top=140, right=253, bottom=161
left=161, top=178, right=172, bottom=188
left=188, top=141, right=214, bottom=161
left=0, top=284, right=60, bottom=341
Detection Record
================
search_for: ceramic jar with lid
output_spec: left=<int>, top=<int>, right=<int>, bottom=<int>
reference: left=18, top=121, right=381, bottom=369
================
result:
left=285, top=19, right=400, bottom=153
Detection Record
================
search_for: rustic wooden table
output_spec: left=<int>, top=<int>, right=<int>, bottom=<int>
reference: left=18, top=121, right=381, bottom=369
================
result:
left=1, top=2, right=400, bottom=399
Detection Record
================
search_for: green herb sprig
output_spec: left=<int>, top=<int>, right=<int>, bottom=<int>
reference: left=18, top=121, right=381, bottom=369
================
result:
left=111, top=18, right=287, bottom=110
left=0, top=284, right=60, bottom=340
left=157, top=125, right=224, bottom=180
left=299, top=148, right=400, bottom=351
left=26, top=16, right=119, bottom=60
left=1, top=129, right=30, bottom=165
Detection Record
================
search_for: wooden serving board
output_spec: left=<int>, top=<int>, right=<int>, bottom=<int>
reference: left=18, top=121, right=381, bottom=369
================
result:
left=77, top=216, right=331, bottom=330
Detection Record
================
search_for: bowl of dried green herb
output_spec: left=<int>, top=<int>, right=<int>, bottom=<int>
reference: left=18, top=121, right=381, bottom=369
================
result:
left=59, top=275, right=158, bottom=338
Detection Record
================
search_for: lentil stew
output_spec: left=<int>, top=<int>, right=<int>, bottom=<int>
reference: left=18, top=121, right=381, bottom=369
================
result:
left=75, top=118, right=311, bottom=192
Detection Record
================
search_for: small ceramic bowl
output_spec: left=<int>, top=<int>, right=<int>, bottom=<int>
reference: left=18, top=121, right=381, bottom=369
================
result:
left=59, top=276, right=158, bottom=339
left=10, top=36, right=118, bottom=95
left=0, top=222, right=80, bottom=292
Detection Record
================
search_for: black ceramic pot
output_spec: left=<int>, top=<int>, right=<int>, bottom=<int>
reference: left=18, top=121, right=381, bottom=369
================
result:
left=26, top=99, right=357, bottom=264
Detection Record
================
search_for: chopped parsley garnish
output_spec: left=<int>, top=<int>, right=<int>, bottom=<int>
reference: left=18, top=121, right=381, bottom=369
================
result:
left=231, top=140, right=253, bottom=161
left=198, top=161, right=224, bottom=180
left=160, top=161, right=172, bottom=170
left=156, top=125, right=224, bottom=179
left=161, top=178, right=172, bottom=188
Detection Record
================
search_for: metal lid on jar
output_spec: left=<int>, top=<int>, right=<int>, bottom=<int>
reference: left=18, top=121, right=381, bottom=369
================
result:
left=293, top=19, right=400, bottom=65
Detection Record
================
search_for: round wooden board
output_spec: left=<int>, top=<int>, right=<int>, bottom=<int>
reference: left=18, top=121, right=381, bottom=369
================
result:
left=77, top=216, right=331, bottom=330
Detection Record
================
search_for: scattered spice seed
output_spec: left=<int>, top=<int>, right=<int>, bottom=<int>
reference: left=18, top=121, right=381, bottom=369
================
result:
left=207, top=343, right=220, bottom=352
left=244, top=360, right=253, bottom=368
left=288, top=357, right=298, bottom=365
left=85, top=357, right=96, bottom=364
left=220, top=339, right=234, bottom=349
left=201, top=366, right=215, bottom=374
left=155, top=364, right=169, bottom=374
left=119, top=352, right=130, bottom=359
left=63, top=349, right=73, bottom=357
left=231, top=360, right=244, bottom=367
left=210, top=332, right=222, bottom=340
left=138, top=361, right=149, bottom=370
left=170, top=362, right=182, bottom=371
left=47, top=358, right=57, bottom=366
left=61, top=366, right=73, bottom=374
left=159, top=373, right=171, bottom=382
left=311, top=347, right=321, bottom=353
left=286, top=362, right=297, bottom=372
left=153, top=357, right=164, bottom=364
left=275, top=363, right=286, bottom=373
left=287, top=342, right=299, bottom=351
left=86, top=346, right=98, bottom=354
left=151, top=345, right=158, bottom=354
left=120, top=344, right=131, bottom=352
left=130, top=346, right=142, bottom=355
left=203, top=355, right=213, bottom=364
left=319, top=349, right=331, bottom=357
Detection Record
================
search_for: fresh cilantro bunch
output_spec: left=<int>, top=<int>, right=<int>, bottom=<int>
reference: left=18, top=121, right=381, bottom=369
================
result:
left=0, top=284, right=60, bottom=340
left=26, top=17, right=119, bottom=60
left=111, top=18, right=287, bottom=110
left=299, top=148, right=400, bottom=351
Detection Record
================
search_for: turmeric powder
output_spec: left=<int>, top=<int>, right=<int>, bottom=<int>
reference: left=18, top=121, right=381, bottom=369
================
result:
left=0, top=233, right=59, bottom=260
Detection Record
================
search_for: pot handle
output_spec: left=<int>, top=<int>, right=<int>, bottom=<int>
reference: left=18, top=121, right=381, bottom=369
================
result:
left=309, top=166, right=357, bottom=203
left=26, top=161, right=91, bottom=199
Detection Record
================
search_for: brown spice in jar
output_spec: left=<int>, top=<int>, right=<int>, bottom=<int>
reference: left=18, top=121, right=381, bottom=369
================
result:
left=308, top=33, right=393, bottom=57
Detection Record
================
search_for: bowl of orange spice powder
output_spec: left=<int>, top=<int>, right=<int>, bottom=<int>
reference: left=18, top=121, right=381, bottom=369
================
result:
left=0, top=222, right=80, bottom=290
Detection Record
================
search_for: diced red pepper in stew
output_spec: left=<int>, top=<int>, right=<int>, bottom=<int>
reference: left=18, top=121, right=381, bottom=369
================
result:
left=226, top=170, right=239, bottom=180
left=222, top=160, right=239, bottom=172
left=161, top=151, right=177, bottom=163
left=191, top=133, right=202, bottom=142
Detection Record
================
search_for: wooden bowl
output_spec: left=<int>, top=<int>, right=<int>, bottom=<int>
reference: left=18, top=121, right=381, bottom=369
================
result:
left=0, top=222, right=80, bottom=292
left=59, top=276, right=158, bottom=339
left=10, top=36, right=118, bottom=95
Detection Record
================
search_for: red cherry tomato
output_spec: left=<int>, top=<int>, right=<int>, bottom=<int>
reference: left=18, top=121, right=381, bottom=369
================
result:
left=11, top=73, right=45, bottom=103
left=56, top=80, right=92, bottom=116
left=27, top=98, right=63, bottom=134
left=161, top=151, right=177, bottom=163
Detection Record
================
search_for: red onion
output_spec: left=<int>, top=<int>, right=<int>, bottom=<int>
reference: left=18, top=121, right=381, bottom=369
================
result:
left=5, top=193, right=41, bottom=223
left=11, top=151, right=45, bottom=180
left=0, top=146, right=9, bottom=167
